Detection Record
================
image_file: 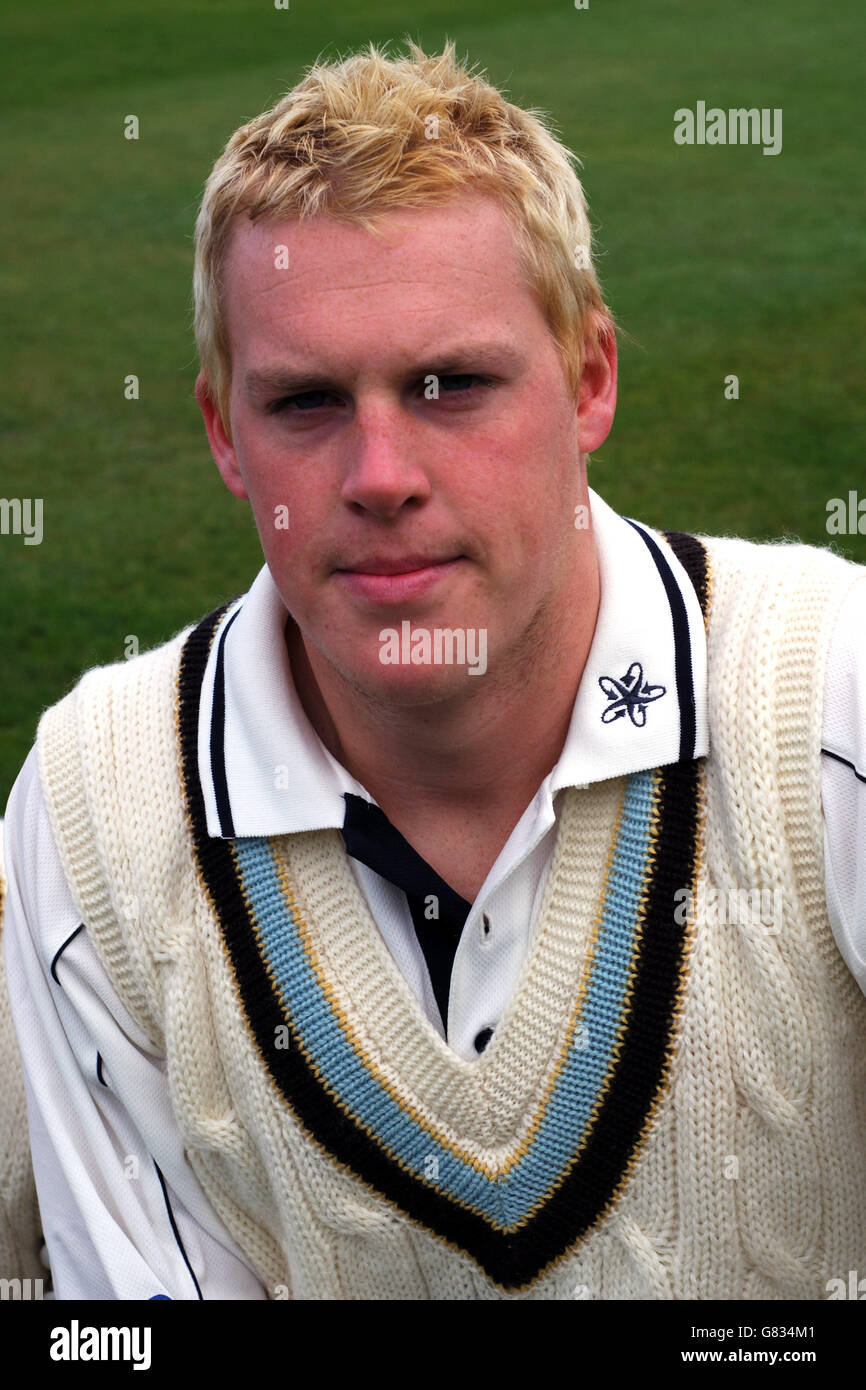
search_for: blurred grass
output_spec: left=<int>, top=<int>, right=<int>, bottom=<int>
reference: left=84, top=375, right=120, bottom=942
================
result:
left=2, top=0, right=864, bottom=802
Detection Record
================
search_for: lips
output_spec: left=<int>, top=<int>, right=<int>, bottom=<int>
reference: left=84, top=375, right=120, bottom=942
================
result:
left=335, top=555, right=464, bottom=603
left=338, top=554, right=459, bottom=576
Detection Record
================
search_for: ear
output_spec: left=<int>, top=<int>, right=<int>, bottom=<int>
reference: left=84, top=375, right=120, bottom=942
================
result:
left=575, top=317, right=618, bottom=455
left=195, top=372, right=249, bottom=501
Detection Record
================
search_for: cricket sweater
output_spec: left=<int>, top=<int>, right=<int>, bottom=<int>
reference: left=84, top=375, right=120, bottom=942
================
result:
left=28, top=528, right=866, bottom=1298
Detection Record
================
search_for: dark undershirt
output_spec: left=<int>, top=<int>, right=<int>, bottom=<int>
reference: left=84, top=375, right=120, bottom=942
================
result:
left=340, top=793, right=472, bottom=1034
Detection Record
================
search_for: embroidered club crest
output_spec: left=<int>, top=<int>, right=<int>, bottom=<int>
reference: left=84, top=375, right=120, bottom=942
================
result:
left=599, top=662, right=666, bottom=727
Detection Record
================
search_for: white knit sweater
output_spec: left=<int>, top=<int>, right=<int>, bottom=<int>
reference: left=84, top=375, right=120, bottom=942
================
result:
left=30, top=530, right=866, bottom=1298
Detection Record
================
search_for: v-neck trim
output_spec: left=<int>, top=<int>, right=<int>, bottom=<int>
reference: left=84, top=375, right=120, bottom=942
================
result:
left=269, top=774, right=624, bottom=1113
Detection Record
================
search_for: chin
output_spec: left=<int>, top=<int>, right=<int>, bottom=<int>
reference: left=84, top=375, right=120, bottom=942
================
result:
left=344, top=656, right=488, bottom=709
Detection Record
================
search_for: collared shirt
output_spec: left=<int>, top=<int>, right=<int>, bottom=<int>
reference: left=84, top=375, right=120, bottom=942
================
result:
left=4, top=488, right=866, bottom=1299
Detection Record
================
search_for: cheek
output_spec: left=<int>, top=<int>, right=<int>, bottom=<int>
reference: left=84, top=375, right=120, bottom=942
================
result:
left=478, top=435, right=568, bottom=548
left=257, top=498, right=322, bottom=587
left=232, top=427, right=320, bottom=535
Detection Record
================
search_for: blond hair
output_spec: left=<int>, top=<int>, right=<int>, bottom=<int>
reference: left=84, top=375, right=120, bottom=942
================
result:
left=193, top=37, right=615, bottom=430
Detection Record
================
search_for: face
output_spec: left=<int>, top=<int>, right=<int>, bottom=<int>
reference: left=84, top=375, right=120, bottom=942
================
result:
left=197, top=189, right=616, bottom=707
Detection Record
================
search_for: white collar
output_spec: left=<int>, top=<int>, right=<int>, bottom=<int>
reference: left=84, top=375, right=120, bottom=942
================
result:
left=198, top=487, right=708, bottom=838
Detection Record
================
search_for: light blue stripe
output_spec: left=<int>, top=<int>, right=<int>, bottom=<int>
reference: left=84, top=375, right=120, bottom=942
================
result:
left=235, top=769, right=656, bottom=1228
left=499, top=771, right=655, bottom=1221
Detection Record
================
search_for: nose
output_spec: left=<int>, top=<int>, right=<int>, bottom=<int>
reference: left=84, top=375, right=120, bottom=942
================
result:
left=339, top=395, right=432, bottom=520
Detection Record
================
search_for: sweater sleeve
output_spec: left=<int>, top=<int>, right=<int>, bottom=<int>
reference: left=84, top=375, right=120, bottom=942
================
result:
left=2, top=745, right=269, bottom=1300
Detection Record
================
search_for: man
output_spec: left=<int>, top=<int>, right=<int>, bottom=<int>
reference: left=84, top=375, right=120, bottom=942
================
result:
left=3, top=39, right=866, bottom=1300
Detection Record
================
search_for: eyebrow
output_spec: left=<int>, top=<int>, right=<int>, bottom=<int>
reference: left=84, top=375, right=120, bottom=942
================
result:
left=243, top=342, right=525, bottom=399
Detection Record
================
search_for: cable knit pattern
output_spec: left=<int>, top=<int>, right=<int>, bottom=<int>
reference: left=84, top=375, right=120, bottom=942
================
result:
left=33, top=532, right=866, bottom=1299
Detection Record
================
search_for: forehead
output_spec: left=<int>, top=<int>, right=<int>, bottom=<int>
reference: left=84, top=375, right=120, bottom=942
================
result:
left=220, top=190, right=546, bottom=363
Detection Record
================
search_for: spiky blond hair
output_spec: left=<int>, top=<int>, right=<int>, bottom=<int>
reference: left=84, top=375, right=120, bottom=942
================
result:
left=193, top=37, right=614, bottom=430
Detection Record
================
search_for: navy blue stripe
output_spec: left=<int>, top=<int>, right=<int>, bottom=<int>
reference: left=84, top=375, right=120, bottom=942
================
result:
left=153, top=1160, right=203, bottom=1300
left=626, top=520, right=697, bottom=762
left=209, top=605, right=242, bottom=837
left=50, top=923, right=84, bottom=985
left=96, top=1052, right=107, bottom=1087
left=822, top=748, right=866, bottom=784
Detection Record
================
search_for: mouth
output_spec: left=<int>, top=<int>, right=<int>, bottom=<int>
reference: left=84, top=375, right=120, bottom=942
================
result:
left=335, top=555, right=464, bottom=603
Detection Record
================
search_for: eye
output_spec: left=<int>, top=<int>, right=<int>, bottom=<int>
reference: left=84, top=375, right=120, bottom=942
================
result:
left=266, top=390, right=338, bottom=414
left=435, top=374, right=489, bottom=394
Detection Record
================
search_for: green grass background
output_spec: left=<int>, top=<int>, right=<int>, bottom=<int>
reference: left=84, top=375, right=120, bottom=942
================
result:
left=2, top=0, right=863, bottom=804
